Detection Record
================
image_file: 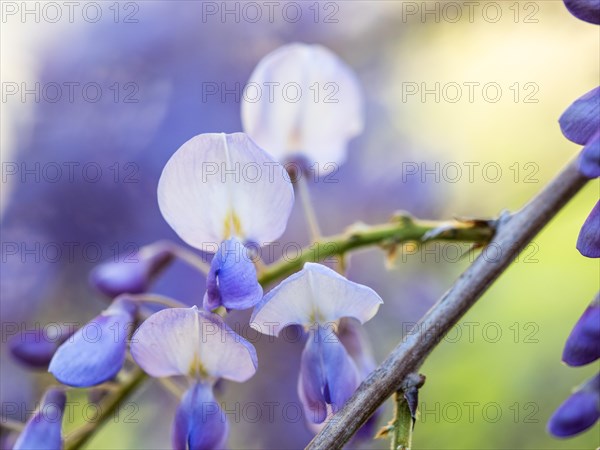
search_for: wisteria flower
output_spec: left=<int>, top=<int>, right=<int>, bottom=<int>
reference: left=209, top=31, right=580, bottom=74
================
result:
left=241, top=43, right=364, bottom=174
left=13, top=388, right=66, bottom=450
left=559, top=86, right=600, bottom=260
left=577, top=201, right=600, bottom=257
left=548, top=294, right=599, bottom=438
left=90, top=245, right=174, bottom=298
left=562, top=294, right=600, bottom=366
left=9, top=325, right=74, bottom=369
left=203, top=238, right=263, bottom=311
left=559, top=86, right=600, bottom=179
left=250, top=262, right=383, bottom=423
left=131, top=306, right=257, bottom=449
left=157, top=132, right=294, bottom=310
left=49, top=297, right=137, bottom=387
left=563, top=0, right=600, bottom=24
left=548, top=372, right=600, bottom=437
left=337, top=318, right=383, bottom=439
left=306, top=318, right=383, bottom=439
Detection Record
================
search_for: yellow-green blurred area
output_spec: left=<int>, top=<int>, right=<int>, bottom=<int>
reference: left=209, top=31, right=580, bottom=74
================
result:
left=2, top=1, right=598, bottom=449
left=362, top=1, right=599, bottom=449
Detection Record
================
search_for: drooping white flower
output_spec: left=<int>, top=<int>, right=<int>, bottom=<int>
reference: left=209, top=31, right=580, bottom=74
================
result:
left=131, top=306, right=258, bottom=449
left=157, top=132, right=294, bottom=252
left=157, top=132, right=295, bottom=310
left=242, top=43, right=364, bottom=173
left=250, top=263, right=382, bottom=422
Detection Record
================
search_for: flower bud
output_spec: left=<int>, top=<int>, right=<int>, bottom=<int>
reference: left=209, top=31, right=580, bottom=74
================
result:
left=548, top=373, right=600, bottom=437
left=9, top=326, right=74, bottom=368
left=49, top=297, right=137, bottom=387
left=577, top=201, right=600, bottom=258
left=13, top=388, right=66, bottom=450
left=90, top=246, right=173, bottom=297
left=562, top=295, right=600, bottom=366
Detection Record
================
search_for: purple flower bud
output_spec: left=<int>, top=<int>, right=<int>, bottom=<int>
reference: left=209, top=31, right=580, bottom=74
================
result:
left=90, top=247, right=173, bottom=298
left=9, top=326, right=74, bottom=368
left=578, top=201, right=600, bottom=258
left=559, top=87, right=600, bottom=179
left=49, top=298, right=137, bottom=387
left=563, top=295, right=600, bottom=366
left=563, top=0, right=600, bottom=24
left=548, top=373, right=600, bottom=438
left=559, top=87, right=599, bottom=146
left=298, top=325, right=359, bottom=424
left=203, top=238, right=263, bottom=311
left=578, top=132, right=600, bottom=179
left=13, top=388, right=66, bottom=450
left=172, top=382, right=228, bottom=450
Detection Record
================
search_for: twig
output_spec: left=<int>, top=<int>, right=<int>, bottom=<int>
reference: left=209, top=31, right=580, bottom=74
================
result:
left=259, top=214, right=495, bottom=286
left=305, top=158, right=588, bottom=449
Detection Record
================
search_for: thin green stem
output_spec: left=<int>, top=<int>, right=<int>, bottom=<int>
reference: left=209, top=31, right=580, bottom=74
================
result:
left=296, top=175, right=322, bottom=242
left=390, top=391, right=413, bottom=450
left=259, top=214, right=495, bottom=286
left=162, top=241, right=210, bottom=274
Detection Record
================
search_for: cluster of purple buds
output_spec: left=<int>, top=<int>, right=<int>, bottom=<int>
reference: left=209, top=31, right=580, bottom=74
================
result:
left=547, top=0, right=600, bottom=439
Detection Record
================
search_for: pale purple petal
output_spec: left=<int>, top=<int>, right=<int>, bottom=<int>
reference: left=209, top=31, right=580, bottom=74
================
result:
left=131, top=306, right=257, bottom=381
left=251, top=263, right=383, bottom=336
left=157, top=133, right=294, bottom=251
left=13, top=389, right=65, bottom=450
left=298, top=329, right=328, bottom=424
left=298, top=326, right=359, bottom=424
left=48, top=298, right=136, bottom=387
left=321, top=327, right=360, bottom=414
left=337, top=318, right=382, bottom=441
left=203, top=238, right=262, bottom=311
left=172, top=382, right=228, bottom=450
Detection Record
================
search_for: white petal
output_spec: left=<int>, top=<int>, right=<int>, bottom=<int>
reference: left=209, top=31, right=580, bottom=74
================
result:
left=131, top=306, right=257, bottom=382
left=157, top=133, right=294, bottom=251
left=242, top=43, right=364, bottom=172
left=250, top=263, right=382, bottom=336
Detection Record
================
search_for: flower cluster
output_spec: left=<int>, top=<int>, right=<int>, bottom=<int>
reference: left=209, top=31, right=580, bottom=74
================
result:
left=547, top=0, right=600, bottom=439
left=9, top=43, right=379, bottom=449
